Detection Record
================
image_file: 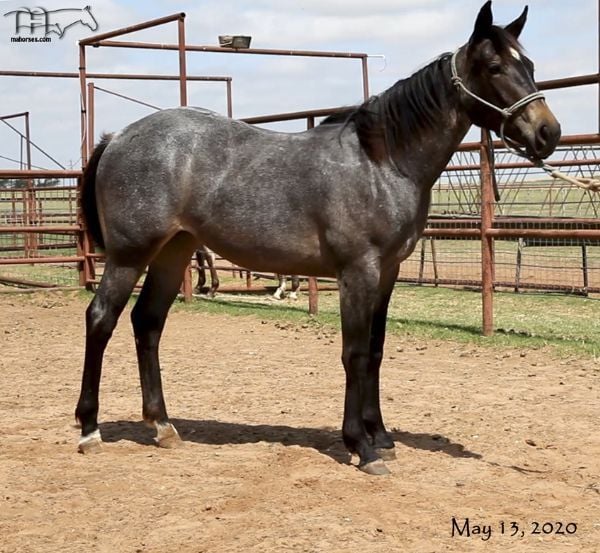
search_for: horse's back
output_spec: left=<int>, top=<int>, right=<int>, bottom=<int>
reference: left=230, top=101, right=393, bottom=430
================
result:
left=94, top=107, right=361, bottom=273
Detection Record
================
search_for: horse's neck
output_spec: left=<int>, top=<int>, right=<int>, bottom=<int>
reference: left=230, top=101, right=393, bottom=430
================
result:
left=400, top=112, right=472, bottom=188
left=388, top=59, right=472, bottom=188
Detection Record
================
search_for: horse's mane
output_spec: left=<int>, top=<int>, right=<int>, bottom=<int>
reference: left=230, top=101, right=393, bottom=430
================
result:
left=321, top=25, right=525, bottom=163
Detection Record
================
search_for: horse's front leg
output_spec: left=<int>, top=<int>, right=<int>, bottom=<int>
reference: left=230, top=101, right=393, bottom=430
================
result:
left=362, top=263, right=399, bottom=461
left=338, top=262, right=390, bottom=475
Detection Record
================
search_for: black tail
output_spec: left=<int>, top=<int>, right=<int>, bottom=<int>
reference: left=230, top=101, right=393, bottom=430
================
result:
left=81, top=132, right=112, bottom=249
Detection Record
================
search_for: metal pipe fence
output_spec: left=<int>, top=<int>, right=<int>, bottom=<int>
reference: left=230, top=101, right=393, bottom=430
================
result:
left=1, top=8, right=600, bottom=334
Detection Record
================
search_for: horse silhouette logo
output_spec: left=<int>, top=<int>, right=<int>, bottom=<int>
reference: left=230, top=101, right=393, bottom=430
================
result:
left=4, top=5, right=98, bottom=38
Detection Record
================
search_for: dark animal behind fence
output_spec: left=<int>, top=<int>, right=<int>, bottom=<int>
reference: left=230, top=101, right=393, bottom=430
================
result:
left=76, top=1, right=560, bottom=475
left=194, top=246, right=219, bottom=297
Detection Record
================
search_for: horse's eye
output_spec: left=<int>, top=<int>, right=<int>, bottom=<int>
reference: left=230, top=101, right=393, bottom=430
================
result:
left=489, top=63, right=502, bottom=75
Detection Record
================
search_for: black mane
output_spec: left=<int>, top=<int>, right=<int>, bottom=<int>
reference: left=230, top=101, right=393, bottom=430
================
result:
left=321, top=25, right=525, bottom=163
left=321, top=54, right=455, bottom=161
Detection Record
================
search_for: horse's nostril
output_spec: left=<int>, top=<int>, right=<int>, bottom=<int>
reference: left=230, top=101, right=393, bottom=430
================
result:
left=538, top=124, right=550, bottom=144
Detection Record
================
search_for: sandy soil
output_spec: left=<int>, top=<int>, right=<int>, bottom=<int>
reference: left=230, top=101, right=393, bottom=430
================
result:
left=1, top=291, right=599, bottom=553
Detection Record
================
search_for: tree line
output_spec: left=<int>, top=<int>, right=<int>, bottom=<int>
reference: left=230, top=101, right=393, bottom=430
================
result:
left=0, top=178, right=61, bottom=189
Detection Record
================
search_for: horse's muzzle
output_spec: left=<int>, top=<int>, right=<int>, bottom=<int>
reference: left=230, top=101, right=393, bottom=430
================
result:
left=521, top=101, right=562, bottom=159
left=531, top=118, right=561, bottom=159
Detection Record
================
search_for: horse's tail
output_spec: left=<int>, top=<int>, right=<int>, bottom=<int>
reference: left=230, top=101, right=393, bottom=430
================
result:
left=82, top=132, right=112, bottom=249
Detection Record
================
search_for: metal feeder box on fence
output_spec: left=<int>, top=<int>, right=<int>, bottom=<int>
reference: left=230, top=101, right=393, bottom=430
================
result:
left=218, top=35, right=252, bottom=49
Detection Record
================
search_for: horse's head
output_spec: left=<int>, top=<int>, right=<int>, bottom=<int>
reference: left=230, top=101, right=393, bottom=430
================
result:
left=454, top=1, right=560, bottom=159
left=81, top=5, right=99, bottom=31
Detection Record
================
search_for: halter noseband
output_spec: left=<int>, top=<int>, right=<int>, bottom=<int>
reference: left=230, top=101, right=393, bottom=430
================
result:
left=450, top=49, right=545, bottom=160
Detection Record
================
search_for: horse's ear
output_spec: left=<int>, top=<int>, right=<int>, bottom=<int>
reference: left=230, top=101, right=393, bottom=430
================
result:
left=470, top=1, right=494, bottom=44
left=505, top=6, right=528, bottom=39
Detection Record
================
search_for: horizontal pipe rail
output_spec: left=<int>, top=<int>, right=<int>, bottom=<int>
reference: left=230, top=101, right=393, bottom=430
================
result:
left=0, top=226, right=80, bottom=233
left=0, top=275, right=61, bottom=288
left=0, top=186, right=76, bottom=192
left=424, top=228, right=600, bottom=239
left=0, top=70, right=230, bottom=82
left=428, top=216, right=600, bottom=226
left=459, top=133, right=600, bottom=152
left=93, top=40, right=368, bottom=59
left=3, top=225, right=600, bottom=241
left=446, top=157, right=600, bottom=172
left=0, top=256, right=84, bottom=265
left=0, top=111, right=29, bottom=120
left=242, top=107, right=348, bottom=125
left=423, top=228, right=481, bottom=237
left=0, top=170, right=81, bottom=178
left=79, top=12, right=185, bottom=45
left=538, top=73, right=599, bottom=90
left=486, top=228, right=600, bottom=239
left=396, top=276, right=596, bottom=294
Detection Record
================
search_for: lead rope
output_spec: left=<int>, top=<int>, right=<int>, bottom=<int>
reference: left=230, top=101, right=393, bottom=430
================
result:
left=534, top=160, right=600, bottom=192
left=450, top=50, right=600, bottom=193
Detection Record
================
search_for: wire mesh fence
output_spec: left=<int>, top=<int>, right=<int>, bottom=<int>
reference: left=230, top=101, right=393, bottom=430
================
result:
left=1, top=144, right=600, bottom=295
left=396, top=144, right=600, bottom=294
left=0, top=184, right=81, bottom=287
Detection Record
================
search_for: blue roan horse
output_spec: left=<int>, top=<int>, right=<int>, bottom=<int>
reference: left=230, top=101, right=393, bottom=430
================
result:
left=76, top=2, right=560, bottom=474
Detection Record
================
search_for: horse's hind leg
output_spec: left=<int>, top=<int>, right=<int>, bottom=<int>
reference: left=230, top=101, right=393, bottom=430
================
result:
left=76, top=260, right=145, bottom=453
left=130, top=231, right=197, bottom=448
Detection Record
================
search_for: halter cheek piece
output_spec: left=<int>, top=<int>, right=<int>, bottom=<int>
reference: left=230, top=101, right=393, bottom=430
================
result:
left=450, top=50, right=545, bottom=160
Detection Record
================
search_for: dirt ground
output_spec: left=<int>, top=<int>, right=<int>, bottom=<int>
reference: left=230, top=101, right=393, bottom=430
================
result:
left=1, top=291, right=599, bottom=553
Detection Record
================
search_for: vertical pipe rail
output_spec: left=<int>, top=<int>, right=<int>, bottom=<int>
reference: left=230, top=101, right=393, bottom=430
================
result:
left=87, top=82, right=95, bottom=159
left=24, top=112, right=36, bottom=256
left=177, top=14, right=193, bottom=301
left=306, top=115, right=319, bottom=316
left=79, top=44, right=88, bottom=166
left=177, top=15, right=188, bottom=107
left=480, top=129, right=495, bottom=336
left=77, top=43, right=89, bottom=286
left=83, top=82, right=96, bottom=287
left=361, top=56, right=369, bottom=101
left=226, top=79, right=233, bottom=118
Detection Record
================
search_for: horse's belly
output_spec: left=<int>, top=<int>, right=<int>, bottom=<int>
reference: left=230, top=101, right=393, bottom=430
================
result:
left=197, top=227, right=336, bottom=278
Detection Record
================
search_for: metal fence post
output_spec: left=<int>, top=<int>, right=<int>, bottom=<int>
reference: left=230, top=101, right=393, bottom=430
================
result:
left=306, top=115, right=319, bottom=315
left=177, top=13, right=193, bottom=302
left=480, top=129, right=495, bottom=336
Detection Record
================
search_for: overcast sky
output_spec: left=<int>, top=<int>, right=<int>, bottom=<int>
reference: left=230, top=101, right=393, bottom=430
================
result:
left=0, top=0, right=597, bottom=170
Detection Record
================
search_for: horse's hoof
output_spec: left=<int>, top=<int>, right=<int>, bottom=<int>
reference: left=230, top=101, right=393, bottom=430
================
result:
left=155, top=422, right=182, bottom=449
left=78, top=429, right=103, bottom=454
left=375, top=447, right=396, bottom=461
left=359, top=459, right=391, bottom=476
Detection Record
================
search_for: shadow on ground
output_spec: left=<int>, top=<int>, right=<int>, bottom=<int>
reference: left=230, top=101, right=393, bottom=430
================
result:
left=100, top=418, right=482, bottom=465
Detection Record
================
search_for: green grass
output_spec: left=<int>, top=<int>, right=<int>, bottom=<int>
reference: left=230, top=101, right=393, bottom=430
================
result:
left=168, top=284, right=600, bottom=359
left=0, top=263, right=79, bottom=286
